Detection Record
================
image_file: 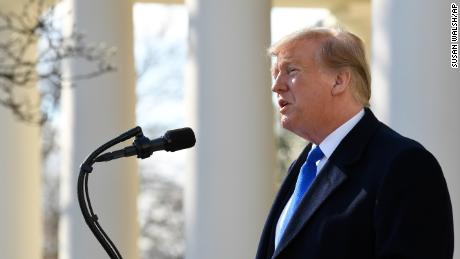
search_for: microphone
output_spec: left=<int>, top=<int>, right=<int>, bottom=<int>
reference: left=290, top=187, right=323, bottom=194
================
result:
left=95, top=127, right=196, bottom=162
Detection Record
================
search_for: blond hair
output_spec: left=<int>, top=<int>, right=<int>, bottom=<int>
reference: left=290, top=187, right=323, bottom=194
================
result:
left=269, top=27, right=371, bottom=107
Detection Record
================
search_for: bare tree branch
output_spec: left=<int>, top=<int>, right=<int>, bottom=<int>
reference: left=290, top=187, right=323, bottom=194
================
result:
left=0, top=0, right=116, bottom=125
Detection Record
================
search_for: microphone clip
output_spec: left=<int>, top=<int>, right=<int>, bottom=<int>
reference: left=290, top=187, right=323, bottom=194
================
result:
left=133, top=134, right=154, bottom=159
left=93, top=129, right=154, bottom=162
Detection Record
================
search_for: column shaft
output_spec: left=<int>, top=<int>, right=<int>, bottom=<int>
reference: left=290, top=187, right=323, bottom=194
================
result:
left=59, top=0, right=139, bottom=258
left=372, top=1, right=460, bottom=258
left=0, top=0, right=42, bottom=257
left=185, top=0, right=275, bottom=258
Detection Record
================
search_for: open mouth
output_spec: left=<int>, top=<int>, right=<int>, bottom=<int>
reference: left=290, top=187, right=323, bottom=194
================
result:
left=278, top=99, right=289, bottom=109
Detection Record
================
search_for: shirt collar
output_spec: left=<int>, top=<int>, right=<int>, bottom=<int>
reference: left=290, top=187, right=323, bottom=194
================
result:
left=315, top=109, right=365, bottom=160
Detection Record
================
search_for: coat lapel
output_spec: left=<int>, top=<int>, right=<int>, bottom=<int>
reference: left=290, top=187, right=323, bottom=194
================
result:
left=273, top=162, right=348, bottom=258
left=255, top=144, right=312, bottom=259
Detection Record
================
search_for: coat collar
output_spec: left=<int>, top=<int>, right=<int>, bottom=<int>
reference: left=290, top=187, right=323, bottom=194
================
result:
left=272, top=108, right=381, bottom=258
left=329, top=107, right=380, bottom=168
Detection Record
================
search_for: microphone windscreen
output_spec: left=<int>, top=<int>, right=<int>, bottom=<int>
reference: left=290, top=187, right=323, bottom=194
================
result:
left=164, top=127, right=196, bottom=152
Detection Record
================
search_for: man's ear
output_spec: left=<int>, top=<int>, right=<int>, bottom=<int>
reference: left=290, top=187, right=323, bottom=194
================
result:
left=331, top=68, right=352, bottom=96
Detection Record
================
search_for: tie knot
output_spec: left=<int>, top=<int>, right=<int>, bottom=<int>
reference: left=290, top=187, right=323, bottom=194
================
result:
left=306, top=146, right=324, bottom=166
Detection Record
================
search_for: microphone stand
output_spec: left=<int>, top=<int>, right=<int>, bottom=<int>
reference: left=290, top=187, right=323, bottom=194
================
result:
left=77, top=126, right=148, bottom=259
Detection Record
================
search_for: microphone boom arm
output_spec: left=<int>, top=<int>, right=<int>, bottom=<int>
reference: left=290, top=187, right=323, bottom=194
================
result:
left=78, top=126, right=144, bottom=259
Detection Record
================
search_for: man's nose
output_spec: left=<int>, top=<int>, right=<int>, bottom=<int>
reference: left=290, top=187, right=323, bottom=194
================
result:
left=271, top=75, right=288, bottom=93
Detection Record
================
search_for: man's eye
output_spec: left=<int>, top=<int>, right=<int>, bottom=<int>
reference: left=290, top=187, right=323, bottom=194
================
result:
left=287, top=68, right=297, bottom=74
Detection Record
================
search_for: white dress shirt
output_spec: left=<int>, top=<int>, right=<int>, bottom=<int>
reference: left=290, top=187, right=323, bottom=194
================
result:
left=275, top=109, right=365, bottom=248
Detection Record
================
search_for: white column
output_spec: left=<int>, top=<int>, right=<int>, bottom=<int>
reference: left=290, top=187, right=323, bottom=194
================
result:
left=184, top=0, right=275, bottom=258
left=0, top=88, right=43, bottom=258
left=0, top=0, right=42, bottom=258
left=0, top=113, right=42, bottom=259
left=59, top=0, right=139, bottom=258
left=372, top=0, right=460, bottom=258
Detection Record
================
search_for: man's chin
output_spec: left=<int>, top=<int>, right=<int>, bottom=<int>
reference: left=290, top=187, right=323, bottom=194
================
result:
left=280, top=117, right=293, bottom=131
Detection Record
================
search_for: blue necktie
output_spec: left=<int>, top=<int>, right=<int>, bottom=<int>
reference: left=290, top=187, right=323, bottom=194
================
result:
left=276, top=146, right=324, bottom=246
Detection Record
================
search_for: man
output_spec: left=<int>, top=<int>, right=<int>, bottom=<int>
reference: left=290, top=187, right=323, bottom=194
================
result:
left=256, top=27, right=454, bottom=259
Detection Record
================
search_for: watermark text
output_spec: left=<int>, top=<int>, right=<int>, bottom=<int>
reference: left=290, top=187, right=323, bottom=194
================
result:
left=451, top=3, right=458, bottom=68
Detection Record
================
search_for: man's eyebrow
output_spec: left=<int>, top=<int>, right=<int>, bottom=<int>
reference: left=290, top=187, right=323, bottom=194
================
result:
left=278, top=56, right=299, bottom=66
left=271, top=58, right=297, bottom=72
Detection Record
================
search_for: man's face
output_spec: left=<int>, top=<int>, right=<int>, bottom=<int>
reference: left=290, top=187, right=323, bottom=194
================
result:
left=271, top=39, right=334, bottom=141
